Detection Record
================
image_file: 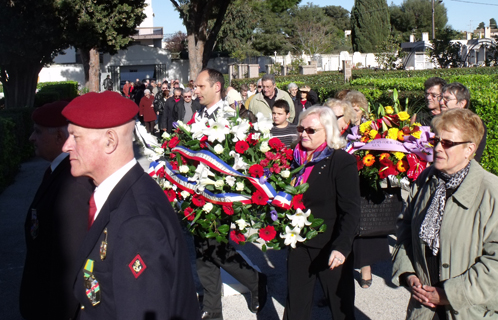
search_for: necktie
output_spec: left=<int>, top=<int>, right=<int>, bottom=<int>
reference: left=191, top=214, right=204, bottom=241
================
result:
left=88, top=193, right=97, bottom=229
left=203, top=109, right=209, bottom=119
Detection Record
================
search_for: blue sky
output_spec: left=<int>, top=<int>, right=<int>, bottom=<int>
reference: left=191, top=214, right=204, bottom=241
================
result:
left=152, top=0, right=498, bottom=36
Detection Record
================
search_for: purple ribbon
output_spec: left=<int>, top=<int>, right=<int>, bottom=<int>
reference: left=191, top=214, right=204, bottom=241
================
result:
left=403, top=126, right=434, bottom=162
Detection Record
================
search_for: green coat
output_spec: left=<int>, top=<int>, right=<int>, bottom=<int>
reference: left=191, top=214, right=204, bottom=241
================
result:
left=247, top=89, right=295, bottom=122
left=392, top=160, right=498, bottom=319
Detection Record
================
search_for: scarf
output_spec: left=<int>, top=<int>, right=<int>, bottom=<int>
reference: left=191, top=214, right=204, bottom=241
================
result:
left=291, top=142, right=334, bottom=186
left=419, top=162, right=471, bottom=255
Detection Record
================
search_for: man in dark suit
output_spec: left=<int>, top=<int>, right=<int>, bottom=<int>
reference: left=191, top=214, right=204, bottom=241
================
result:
left=61, top=91, right=200, bottom=320
left=173, top=87, right=201, bottom=124
left=163, top=88, right=183, bottom=132
left=192, top=68, right=267, bottom=320
left=20, top=101, right=94, bottom=320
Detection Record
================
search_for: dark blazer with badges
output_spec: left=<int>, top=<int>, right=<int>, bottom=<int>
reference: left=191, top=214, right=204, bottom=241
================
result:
left=73, top=163, right=200, bottom=320
left=20, top=156, right=94, bottom=320
left=299, top=150, right=361, bottom=256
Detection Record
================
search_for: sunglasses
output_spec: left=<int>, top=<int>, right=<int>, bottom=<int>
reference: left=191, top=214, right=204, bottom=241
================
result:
left=257, top=86, right=262, bottom=88
left=335, top=114, right=344, bottom=120
left=183, top=95, right=192, bottom=98
left=174, top=95, right=181, bottom=98
left=431, top=137, right=471, bottom=149
left=297, top=126, right=323, bottom=135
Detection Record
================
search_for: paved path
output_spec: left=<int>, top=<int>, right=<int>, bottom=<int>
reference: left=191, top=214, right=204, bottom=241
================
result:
left=0, top=140, right=410, bottom=319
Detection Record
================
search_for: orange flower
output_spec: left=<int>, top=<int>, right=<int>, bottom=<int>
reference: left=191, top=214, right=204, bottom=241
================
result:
left=362, top=154, right=376, bottom=167
left=379, top=153, right=391, bottom=161
left=397, top=130, right=405, bottom=142
left=360, top=135, right=370, bottom=143
left=396, top=159, right=408, bottom=173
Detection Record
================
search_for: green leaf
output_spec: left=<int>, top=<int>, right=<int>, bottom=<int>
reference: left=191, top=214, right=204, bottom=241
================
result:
left=306, top=229, right=318, bottom=239
left=218, top=224, right=230, bottom=234
left=284, top=185, right=297, bottom=195
left=310, top=218, right=324, bottom=228
left=262, top=244, right=267, bottom=252
left=319, top=224, right=327, bottom=233
left=296, top=183, right=309, bottom=193
left=246, top=233, right=259, bottom=242
left=206, top=232, right=217, bottom=238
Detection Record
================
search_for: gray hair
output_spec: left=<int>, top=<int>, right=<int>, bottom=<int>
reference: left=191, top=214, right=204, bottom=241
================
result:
left=144, top=89, right=151, bottom=94
left=262, top=74, right=275, bottom=85
left=298, top=106, right=346, bottom=150
left=325, top=99, right=357, bottom=125
left=344, top=90, right=369, bottom=116
left=288, top=83, right=298, bottom=90
left=183, top=87, right=193, bottom=95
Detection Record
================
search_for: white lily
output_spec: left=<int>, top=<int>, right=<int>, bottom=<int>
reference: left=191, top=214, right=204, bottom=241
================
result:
left=231, top=119, right=251, bottom=142
left=286, top=208, right=312, bottom=229
left=235, top=219, right=248, bottom=230
left=280, top=226, right=306, bottom=248
left=225, top=176, right=236, bottom=187
left=253, top=112, right=273, bottom=135
left=190, top=120, right=208, bottom=140
left=202, top=118, right=231, bottom=143
left=188, top=163, right=215, bottom=183
left=229, top=151, right=250, bottom=171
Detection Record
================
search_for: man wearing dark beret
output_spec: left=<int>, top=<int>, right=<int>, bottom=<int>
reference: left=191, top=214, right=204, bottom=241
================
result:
left=20, top=101, right=95, bottom=320
left=61, top=91, right=200, bottom=320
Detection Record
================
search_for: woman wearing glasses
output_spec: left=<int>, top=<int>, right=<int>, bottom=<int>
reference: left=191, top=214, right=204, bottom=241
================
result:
left=284, top=106, right=360, bottom=320
left=392, top=108, right=497, bottom=320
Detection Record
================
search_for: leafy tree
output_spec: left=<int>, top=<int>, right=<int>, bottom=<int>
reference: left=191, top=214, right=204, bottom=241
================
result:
left=375, top=35, right=406, bottom=69
left=164, top=31, right=188, bottom=54
left=478, top=21, right=485, bottom=29
left=67, top=0, right=146, bottom=92
left=0, top=0, right=71, bottom=109
left=429, top=27, right=462, bottom=68
left=322, top=5, right=351, bottom=31
left=491, top=18, right=497, bottom=29
left=389, top=0, right=447, bottom=41
left=351, top=0, right=391, bottom=53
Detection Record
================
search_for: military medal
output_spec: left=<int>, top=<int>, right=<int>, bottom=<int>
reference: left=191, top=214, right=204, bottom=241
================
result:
left=30, top=209, right=39, bottom=239
left=83, top=259, right=101, bottom=306
left=100, top=228, right=108, bottom=260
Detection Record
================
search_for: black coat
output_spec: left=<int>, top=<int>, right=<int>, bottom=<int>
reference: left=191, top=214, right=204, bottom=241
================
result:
left=173, top=99, right=202, bottom=124
left=20, top=156, right=94, bottom=320
left=73, top=163, right=200, bottom=320
left=299, top=149, right=360, bottom=254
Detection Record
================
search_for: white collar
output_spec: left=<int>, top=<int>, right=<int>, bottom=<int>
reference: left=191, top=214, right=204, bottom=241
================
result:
left=204, top=99, right=224, bottom=116
left=92, top=158, right=137, bottom=220
left=50, top=153, right=69, bottom=172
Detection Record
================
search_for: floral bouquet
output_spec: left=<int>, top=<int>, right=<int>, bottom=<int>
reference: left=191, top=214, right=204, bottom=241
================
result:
left=148, top=110, right=325, bottom=251
left=347, top=89, right=434, bottom=190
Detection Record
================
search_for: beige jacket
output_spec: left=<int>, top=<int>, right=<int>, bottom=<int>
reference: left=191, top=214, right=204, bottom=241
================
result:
left=392, top=160, right=498, bottom=319
left=248, top=88, right=295, bottom=122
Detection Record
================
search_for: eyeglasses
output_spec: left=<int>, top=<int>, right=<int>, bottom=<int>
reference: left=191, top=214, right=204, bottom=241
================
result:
left=425, top=92, right=441, bottom=99
left=174, top=95, right=181, bottom=99
left=183, top=95, right=192, bottom=99
left=257, top=86, right=262, bottom=88
left=297, top=126, right=323, bottom=135
left=439, top=96, right=457, bottom=104
left=431, top=137, right=471, bottom=149
left=335, top=114, right=344, bottom=120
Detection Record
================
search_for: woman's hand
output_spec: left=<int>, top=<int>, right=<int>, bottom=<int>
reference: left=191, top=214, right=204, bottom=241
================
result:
left=328, top=250, right=345, bottom=270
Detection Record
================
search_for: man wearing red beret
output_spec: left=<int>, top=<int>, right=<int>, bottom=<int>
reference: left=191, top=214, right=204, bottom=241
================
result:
left=20, top=101, right=94, bottom=320
left=61, top=91, right=200, bottom=320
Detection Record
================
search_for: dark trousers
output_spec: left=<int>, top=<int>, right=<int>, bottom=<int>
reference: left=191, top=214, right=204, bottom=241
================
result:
left=194, top=236, right=258, bottom=313
left=284, top=245, right=355, bottom=320
left=144, top=121, right=155, bottom=133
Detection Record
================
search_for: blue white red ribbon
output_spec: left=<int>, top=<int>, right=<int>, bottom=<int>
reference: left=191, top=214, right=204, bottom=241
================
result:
left=271, top=192, right=292, bottom=210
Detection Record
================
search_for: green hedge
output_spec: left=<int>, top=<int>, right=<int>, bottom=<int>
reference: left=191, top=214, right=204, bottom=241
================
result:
left=35, top=81, right=79, bottom=107
left=0, top=107, right=34, bottom=193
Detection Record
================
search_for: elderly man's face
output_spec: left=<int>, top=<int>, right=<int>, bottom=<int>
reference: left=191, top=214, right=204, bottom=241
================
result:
left=289, top=87, right=298, bottom=97
left=439, top=91, right=465, bottom=112
left=63, top=124, right=103, bottom=181
left=262, top=80, right=275, bottom=98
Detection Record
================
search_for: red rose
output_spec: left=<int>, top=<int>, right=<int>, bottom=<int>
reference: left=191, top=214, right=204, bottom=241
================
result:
left=164, top=189, right=176, bottom=202
left=192, top=194, right=206, bottom=207
left=355, top=155, right=364, bottom=171
left=184, top=207, right=195, bottom=221
left=285, top=149, right=293, bottom=160
left=269, top=137, right=284, bottom=150
left=291, top=194, right=305, bottom=210
left=259, top=225, right=277, bottom=241
left=222, top=205, right=234, bottom=216
left=235, top=140, right=250, bottom=154
left=260, top=158, right=270, bottom=167
left=248, top=164, right=264, bottom=178
left=168, top=136, right=180, bottom=148
left=252, top=190, right=269, bottom=205
left=230, top=230, right=246, bottom=244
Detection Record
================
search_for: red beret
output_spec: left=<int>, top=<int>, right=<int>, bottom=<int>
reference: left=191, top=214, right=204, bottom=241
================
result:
left=62, top=91, right=138, bottom=128
left=32, top=101, right=69, bottom=127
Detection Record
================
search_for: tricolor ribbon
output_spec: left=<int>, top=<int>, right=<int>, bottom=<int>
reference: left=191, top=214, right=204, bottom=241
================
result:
left=271, top=192, right=293, bottom=210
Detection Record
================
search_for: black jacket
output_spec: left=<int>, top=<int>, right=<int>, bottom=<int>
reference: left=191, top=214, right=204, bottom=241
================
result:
left=20, top=156, right=94, bottom=320
left=299, top=149, right=360, bottom=255
left=73, top=163, right=200, bottom=320
left=173, top=99, right=202, bottom=124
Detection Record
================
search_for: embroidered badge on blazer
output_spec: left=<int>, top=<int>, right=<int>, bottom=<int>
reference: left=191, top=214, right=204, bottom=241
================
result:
left=129, top=254, right=147, bottom=278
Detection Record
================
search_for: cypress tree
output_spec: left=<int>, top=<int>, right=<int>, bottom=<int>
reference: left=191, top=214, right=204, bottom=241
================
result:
left=351, top=0, right=390, bottom=53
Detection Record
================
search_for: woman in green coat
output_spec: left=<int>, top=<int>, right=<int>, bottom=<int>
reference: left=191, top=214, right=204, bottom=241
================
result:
left=392, top=108, right=498, bottom=319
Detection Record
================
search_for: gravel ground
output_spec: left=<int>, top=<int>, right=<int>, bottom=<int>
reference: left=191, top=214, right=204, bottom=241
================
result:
left=0, top=140, right=410, bottom=319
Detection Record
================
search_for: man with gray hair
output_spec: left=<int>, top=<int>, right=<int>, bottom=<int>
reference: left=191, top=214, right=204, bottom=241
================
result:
left=248, top=74, right=295, bottom=121
left=173, top=87, right=201, bottom=123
